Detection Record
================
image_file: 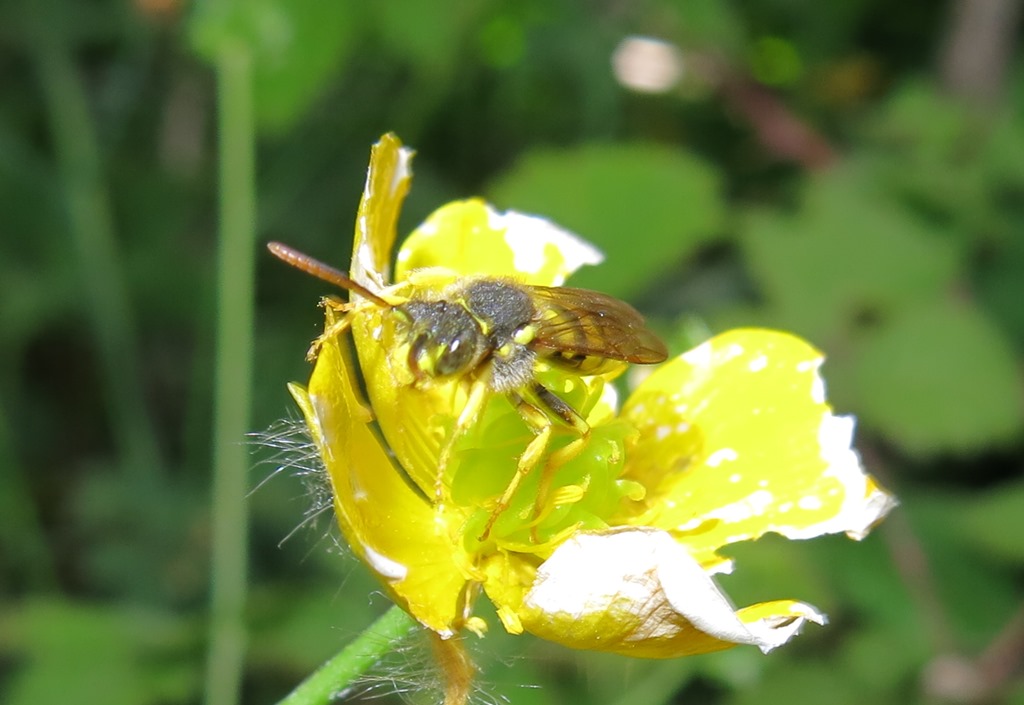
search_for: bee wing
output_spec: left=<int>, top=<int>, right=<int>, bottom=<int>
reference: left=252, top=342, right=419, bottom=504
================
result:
left=527, top=286, right=668, bottom=367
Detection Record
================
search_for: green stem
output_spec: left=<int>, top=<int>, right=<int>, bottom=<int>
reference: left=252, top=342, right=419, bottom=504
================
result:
left=204, top=43, right=256, bottom=705
left=278, top=606, right=418, bottom=705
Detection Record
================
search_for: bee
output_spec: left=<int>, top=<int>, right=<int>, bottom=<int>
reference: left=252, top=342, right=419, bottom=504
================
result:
left=268, top=241, right=667, bottom=539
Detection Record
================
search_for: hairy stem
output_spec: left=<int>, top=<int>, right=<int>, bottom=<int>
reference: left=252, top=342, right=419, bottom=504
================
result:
left=278, top=606, right=418, bottom=705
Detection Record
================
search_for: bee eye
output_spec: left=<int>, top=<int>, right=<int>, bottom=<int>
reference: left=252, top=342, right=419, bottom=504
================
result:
left=435, top=335, right=473, bottom=376
left=408, top=334, right=431, bottom=376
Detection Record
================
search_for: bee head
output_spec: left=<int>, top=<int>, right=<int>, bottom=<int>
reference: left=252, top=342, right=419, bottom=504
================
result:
left=401, top=301, right=486, bottom=380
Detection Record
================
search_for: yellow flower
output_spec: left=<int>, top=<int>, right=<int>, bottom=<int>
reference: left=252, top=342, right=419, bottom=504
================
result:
left=287, top=134, right=896, bottom=659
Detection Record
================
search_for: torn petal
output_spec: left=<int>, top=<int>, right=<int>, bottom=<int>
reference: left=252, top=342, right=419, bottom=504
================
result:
left=619, top=329, right=895, bottom=563
left=351, top=133, right=415, bottom=292
left=515, top=528, right=824, bottom=657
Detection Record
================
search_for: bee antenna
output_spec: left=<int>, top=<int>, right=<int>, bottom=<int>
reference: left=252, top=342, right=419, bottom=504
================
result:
left=267, top=242, right=390, bottom=307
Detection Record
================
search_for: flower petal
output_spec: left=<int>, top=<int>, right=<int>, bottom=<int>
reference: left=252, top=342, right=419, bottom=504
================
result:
left=395, top=199, right=603, bottom=286
left=350, top=133, right=415, bottom=293
left=510, top=528, right=824, bottom=657
left=343, top=134, right=466, bottom=499
left=620, top=329, right=895, bottom=565
left=293, top=323, right=471, bottom=636
left=348, top=295, right=468, bottom=500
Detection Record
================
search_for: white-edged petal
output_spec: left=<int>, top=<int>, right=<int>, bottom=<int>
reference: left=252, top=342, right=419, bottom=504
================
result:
left=523, top=528, right=825, bottom=654
left=490, top=208, right=603, bottom=283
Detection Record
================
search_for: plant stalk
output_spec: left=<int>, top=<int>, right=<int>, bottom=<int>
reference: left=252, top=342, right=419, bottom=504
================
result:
left=278, top=606, right=418, bottom=705
left=204, top=41, right=256, bottom=705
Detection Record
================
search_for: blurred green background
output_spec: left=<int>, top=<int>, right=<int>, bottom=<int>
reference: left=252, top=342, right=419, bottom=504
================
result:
left=2, top=0, right=1024, bottom=704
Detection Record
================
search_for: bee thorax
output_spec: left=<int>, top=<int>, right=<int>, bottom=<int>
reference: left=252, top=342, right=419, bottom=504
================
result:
left=489, top=344, right=536, bottom=392
left=460, top=279, right=535, bottom=340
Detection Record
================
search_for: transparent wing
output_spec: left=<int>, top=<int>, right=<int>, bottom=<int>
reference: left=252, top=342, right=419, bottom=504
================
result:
left=528, top=286, right=668, bottom=372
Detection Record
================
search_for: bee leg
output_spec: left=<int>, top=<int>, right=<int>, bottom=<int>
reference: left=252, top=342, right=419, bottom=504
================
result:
left=306, top=318, right=352, bottom=360
left=479, top=382, right=592, bottom=541
left=478, top=393, right=554, bottom=542
left=524, top=383, right=591, bottom=539
left=306, top=297, right=354, bottom=360
left=435, top=378, right=491, bottom=507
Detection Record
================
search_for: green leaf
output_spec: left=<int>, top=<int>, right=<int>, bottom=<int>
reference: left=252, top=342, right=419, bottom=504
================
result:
left=975, top=225, right=1024, bottom=349
left=841, top=624, right=928, bottom=693
left=740, top=166, right=961, bottom=341
left=189, top=0, right=356, bottom=132
left=805, top=536, right=928, bottom=693
left=666, top=0, right=747, bottom=54
left=909, top=493, right=1023, bottom=648
left=727, top=662, right=866, bottom=705
left=860, top=80, right=1022, bottom=242
left=958, top=480, right=1024, bottom=564
left=247, top=570, right=387, bottom=669
left=805, top=535, right=918, bottom=628
left=850, top=302, right=1024, bottom=455
left=488, top=143, right=725, bottom=297
left=1, top=599, right=196, bottom=705
left=719, top=535, right=835, bottom=612
left=863, top=80, right=972, bottom=159
left=370, top=0, right=482, bottom=75
left=985, top=84, right=1024, bottom=187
